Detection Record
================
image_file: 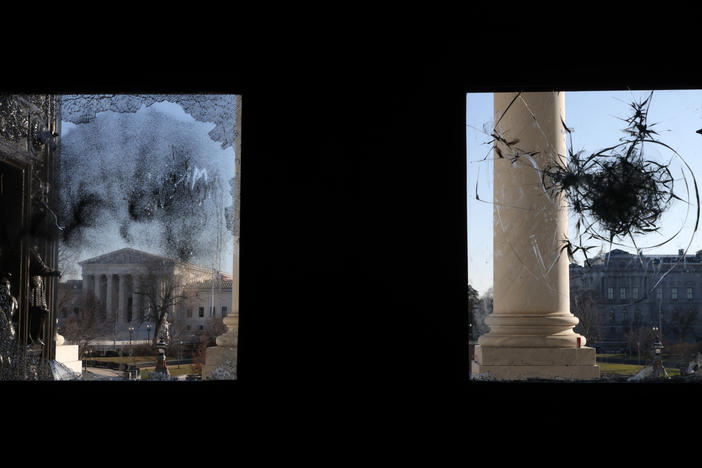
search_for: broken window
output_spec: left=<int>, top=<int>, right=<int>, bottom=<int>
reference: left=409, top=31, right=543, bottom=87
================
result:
left=50, top=94, right=241, bottom=380
left=468, top=89, right=702, bottom=381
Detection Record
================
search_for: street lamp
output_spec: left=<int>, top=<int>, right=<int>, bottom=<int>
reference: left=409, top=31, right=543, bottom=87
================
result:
left=128, top=326, right=135, bottom=367
left=146, top=323, right=151, bottom=345
left=651, top=325, right=668, bottom=379
left=178, top=340, right=183, bottom=369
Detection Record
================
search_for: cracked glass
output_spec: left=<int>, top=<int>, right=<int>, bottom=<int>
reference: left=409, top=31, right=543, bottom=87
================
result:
left=467, top=90, right=702, bottom=381
left=0, top=94, right=241, bottom=381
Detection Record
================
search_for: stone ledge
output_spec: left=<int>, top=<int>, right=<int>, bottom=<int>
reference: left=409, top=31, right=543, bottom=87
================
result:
left=475, top=345, right=596, bottom=366
left=203, top=345, right=237, bottom=380
left=55, top=344, right=80, bottom=363
left=55, top=344, right=82, bottom=376
left=471, top=361, right=600, bottom=381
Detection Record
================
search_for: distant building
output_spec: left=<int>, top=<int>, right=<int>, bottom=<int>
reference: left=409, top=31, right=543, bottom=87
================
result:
left=178, top=276, right=232, bottom=339
left=57, top=248, right=232, bottom=344
left=570, top=248, right=702, bottom=351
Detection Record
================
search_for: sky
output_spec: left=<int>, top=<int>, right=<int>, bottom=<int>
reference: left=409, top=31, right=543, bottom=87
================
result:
left=467, top=90, right=702, bottom=297
left=59, top=99, right=236, bottom=280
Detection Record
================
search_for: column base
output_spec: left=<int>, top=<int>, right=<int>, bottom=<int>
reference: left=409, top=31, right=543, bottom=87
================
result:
left=471, top=345, right=599, bottom=381
left=203, top=345, right=237, bottom=380
left=54, top=344, right=82, bottom=376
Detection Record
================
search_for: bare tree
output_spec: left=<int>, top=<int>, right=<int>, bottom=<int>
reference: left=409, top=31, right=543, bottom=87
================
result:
left=133, top=270, right=186, bottom=348
left=571, top=288, right=601, bottom=346
left=56, top=240, right=80, bottom=279
left=204, top=317, right=228, bottom=346
left=625, top=327, right=655, bottom=364
left=55, top=282, right=75, bottom=319
left=58, top=291, right=101, bottom=358
left=665, top=308, right=697, bottom=344
left=191, top=332, right=208, bottom=375
left=102, top=308, right=120, bottom=350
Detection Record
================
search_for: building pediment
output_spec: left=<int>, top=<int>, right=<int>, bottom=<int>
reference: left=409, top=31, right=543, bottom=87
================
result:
left=79, top=248, right=175, bottom=266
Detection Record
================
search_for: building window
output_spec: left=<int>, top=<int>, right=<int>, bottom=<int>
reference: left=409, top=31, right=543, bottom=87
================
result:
left=609, top=310, right=616, bottom=323
left=672, top=288, right=678, bottom=300
left=688, top=287, right=693, bottom=300
left=632, top=287, right=638, bottom=299
left=656, top=288, right=663, bottom=300
left=199, top=325, right=204, bottom=331
left=186, top=325, right=191, bottom=331
left=198, top=306, right=204, bottom=318
left=222, top=306, right=227, bottom=317
left=186, top=308, right=192, bottom=318
left=619, top=287, right=626, bottom=300
left=607, top=287, right=614, bottom=300
left=73, top=307, right=79, bottom=315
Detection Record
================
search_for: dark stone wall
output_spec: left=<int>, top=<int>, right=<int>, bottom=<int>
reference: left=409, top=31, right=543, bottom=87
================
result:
left=4, top=27, right=701, bottom=433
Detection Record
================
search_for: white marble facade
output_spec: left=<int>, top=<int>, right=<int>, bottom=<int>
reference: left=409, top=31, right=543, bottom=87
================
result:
left=79, top=248, right=218, bottom=340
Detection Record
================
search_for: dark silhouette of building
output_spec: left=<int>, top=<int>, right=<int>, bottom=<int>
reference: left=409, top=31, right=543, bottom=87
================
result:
left=570, top=248, right=702, bottom=352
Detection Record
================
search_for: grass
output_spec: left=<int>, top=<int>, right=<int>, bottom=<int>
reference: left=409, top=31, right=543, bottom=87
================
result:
left=596, top=357, right=681, bottom=377
left=87, top=356, right=160, bottom=364
left=139, top=364, right=198, bottom=379
left=596, top=362, right=645, bottom=376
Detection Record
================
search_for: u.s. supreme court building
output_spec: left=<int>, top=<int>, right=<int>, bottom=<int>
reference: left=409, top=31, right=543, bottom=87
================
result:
left=57, top=248, right=232, bottom=345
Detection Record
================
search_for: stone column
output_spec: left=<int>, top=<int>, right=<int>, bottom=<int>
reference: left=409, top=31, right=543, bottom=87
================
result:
left=83, top=274, right=94, bottom=320
left=82, top=274, right=92, bottom=295
left=134, top=275, right=143, bottom=323
left=118, top=274, right=126, bottom=326
left=106, top=274, right=113, bottom=322
left=94, top=274, right=102, bottom=321
left=471, top=92, right=599, bottom=380
left=204, top=94, right=241, bottom=380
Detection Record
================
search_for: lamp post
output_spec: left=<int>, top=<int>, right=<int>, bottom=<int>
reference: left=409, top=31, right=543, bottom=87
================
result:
left=146, top=323, right=151, bottom=345
left=651, top=326, right=668, bottom=379
left=128, top=326, right=134, bottom=367
left=154, top=337, right=169, bottom=379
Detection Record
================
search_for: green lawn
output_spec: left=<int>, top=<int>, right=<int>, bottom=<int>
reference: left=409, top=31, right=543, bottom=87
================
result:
left=87, top=356, right=159, bottom=364
left=596, top=361, right=681, bottom=377
left=596, top=362, right=645, bottom=376
left=139, top=364, right=197, bottom=379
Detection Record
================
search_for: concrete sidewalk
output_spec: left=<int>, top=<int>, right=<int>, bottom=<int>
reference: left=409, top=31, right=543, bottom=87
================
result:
left=82, top=367, right=130, bottom=380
